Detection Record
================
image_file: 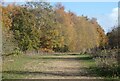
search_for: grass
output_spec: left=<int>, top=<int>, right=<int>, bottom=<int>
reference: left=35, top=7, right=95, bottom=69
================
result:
left=2, top=54, right=31, bottom=79
left=2, top=53, right=97, bottom=79
left=2, top=53, right=120, bottom=80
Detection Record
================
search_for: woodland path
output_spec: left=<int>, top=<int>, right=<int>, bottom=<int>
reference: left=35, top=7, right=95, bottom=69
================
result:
left=3, top=54, right=101, bottom=79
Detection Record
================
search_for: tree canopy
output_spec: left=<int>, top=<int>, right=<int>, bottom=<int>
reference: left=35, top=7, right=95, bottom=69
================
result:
left=2, top=2, right=108, bottom=53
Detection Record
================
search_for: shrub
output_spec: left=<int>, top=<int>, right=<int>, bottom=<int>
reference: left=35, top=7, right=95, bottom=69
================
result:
left=12, top=47, right=22, bottom=55
left=53, top=45, right=69, bottom=52
left=93, top=49, right=120, bottom=77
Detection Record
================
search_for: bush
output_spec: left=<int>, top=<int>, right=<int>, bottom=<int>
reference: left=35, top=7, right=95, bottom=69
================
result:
left=40, top=48, right=54, bottom=53
left=92, top=49, right=120, bottom=78
left=94, top=49, right=118, bottom=68
left=53, top=45, right=69, bottom=52
left=12, top=47, right=22, bottom=55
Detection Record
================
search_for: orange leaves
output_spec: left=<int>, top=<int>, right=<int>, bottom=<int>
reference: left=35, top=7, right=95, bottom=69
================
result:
left=2, top=5, right=13, bottom=29
left=2, top=3, right=20, bottom=29
left=2, top=2, right=108, bottom=52
left=55, top=4, right=107, bottom=52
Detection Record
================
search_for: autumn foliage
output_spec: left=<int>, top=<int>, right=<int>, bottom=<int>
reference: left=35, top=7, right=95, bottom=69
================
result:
left=1, top=2, right=107, bottom=53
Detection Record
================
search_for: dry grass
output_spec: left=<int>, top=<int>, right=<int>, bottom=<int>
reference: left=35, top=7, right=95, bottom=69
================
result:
left=2, top=54, right=99, bottom=79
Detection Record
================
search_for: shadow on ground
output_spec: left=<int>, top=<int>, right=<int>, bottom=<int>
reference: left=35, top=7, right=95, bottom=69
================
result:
left=3, top=67, right=93, bottom=77
left=87, top=66, right=120, bottom=78
left=28, top=55, right=93, bottom=61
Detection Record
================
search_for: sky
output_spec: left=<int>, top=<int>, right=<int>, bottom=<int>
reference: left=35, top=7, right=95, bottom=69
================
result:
left=2, top=0, right=118, bottom=33
left=51, top=2, right=118, bottom=33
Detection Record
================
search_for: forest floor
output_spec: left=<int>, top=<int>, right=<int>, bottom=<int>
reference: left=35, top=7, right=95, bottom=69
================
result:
left=2, top=53, right=103, bottom=79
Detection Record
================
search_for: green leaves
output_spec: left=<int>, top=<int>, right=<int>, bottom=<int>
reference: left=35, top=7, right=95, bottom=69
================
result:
left=11, top=7, right=40, bottom=51
left=2, top=2, right=107, bottom=53
left=107, top=26, right=120, bottom=48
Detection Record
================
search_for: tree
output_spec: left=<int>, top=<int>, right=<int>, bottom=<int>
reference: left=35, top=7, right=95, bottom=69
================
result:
left=55, top=3, right=107, bottom=52
left=90, top=18, right=108, bottom=48
left=55, top=3, right=77, bottom=52
left=1, top=4, right=18, bottom=54
left=1, top=4, right=13, bottom=29
left=107, top=26, right=120, bottom=66
left=107, top=26, right=120, bottom=48
left=26, top=2, right=64, bottom=51
left=2, top=2, right=108, bottom=53
left=11, top=6, right=40, bottom=51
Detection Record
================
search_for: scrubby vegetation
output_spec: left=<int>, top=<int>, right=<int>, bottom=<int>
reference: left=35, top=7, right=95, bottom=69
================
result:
left=88, top=26, right=120, bottom=78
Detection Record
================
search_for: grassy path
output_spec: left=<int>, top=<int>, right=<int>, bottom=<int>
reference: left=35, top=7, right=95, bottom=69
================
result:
left=2, top=54, right=101, bottom=79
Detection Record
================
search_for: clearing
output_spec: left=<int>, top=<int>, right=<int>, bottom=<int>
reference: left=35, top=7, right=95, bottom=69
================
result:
left=2, top=53, right=101, bottom=79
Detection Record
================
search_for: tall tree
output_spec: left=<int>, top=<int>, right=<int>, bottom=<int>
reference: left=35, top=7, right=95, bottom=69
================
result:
left=26, top=2, right=64, bottom=51
left=11, top=6, right=40, bottom=51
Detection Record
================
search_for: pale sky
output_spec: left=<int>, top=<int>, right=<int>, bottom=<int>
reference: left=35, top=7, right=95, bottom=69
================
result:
left=51, top=2, right=118, bottom=33
left=2, top=0, right=119, bottom=33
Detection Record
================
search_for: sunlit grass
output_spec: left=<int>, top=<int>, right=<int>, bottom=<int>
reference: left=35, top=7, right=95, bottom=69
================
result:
left=2, top=54, right=95, bottom=79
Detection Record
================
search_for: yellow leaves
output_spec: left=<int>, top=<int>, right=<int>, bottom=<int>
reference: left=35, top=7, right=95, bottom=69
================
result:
left=2, top=3, right=22, bottom=29
left=60, top=36, right=64, bottom=42
left=51, top=30, right=59, bottom=36
left=40, top=48, right=54, bottom=53
left=2, top=2, right=108, bottom=52
left=2, top=5, right=13, bottom=29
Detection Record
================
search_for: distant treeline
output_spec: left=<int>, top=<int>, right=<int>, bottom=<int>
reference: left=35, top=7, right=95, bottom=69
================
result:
left=1, top=2, right=115, bottom=53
